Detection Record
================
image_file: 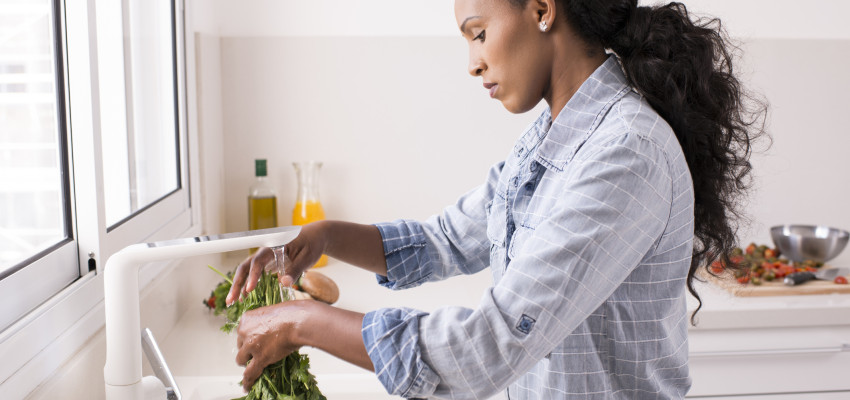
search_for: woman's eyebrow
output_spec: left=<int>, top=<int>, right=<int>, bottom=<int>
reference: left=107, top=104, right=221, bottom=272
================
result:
left=460, top=16, right=481, bottom=34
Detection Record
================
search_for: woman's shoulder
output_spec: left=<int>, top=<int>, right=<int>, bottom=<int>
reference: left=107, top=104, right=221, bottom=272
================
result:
left=584, top=90, right=682, bottom=161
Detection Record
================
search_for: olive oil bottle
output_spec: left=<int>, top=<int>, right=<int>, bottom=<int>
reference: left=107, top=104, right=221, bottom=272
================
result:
left=249, top=160, right=277, bottom=252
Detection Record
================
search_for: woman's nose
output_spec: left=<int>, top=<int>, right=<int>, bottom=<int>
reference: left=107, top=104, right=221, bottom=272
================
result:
left=468, top=57, right=485, bottom=77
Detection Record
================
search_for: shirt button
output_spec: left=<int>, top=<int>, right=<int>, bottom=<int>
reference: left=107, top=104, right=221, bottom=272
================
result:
left=525, top=182, right=534, bottom=191
left=512, top=177, right=519, bottom=187
left=530, top=163, right=537, bottom=172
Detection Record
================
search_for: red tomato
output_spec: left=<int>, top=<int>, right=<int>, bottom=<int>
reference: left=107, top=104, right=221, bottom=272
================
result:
left=737, top=276, right=750, bottom=284
left=776, top=264, right=794, bottom=278
left=710, top=261, right=725, bottom=274
left=745, top=243, right=756, bottom=255
left=835, top=276, right=848, bottom=285
left=206, top=295, right=216, bottom=308
left=764, top=248, right=777, bottom=259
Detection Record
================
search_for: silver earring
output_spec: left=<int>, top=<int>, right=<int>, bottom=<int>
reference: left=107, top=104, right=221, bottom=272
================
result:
left=539, top=20, right=548, bottom=32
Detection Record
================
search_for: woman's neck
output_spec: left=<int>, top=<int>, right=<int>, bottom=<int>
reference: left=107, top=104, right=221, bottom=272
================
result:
left=544, top=40, right=608, bottom=121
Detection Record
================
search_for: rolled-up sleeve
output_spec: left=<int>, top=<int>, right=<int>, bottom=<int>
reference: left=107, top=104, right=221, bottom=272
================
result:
left=363, top=134, right=675, bottom=399
left=362, top=308, right=439, bottom=398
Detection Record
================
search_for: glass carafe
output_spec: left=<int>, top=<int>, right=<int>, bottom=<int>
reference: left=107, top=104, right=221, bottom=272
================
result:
left=292, top=161, right=328, bottom=267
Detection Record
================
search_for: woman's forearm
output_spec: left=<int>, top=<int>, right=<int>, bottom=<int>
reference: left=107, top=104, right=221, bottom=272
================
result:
left=317, top=220, right=387, bottom=276
left=297, top=300, right=374, bottom=371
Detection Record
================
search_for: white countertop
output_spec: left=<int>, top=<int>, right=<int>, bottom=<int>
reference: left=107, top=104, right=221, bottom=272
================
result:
left=687, top=278, right=850, bottom=330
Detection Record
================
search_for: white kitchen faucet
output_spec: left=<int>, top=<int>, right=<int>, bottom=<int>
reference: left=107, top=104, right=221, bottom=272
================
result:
left=102, top=226, right=301, bottom=400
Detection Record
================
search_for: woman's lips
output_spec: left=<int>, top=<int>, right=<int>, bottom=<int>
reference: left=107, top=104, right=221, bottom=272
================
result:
left=484, top=82, right=498, bottom=98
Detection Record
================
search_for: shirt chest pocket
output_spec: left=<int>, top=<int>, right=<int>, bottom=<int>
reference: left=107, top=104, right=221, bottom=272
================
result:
left=507, top=206, right=547, bottom=260
left=508, top=192, right=550, bottom=260
left=485, top=196, right=507, bottom=247
left=508, top=225, right=534, bottom=260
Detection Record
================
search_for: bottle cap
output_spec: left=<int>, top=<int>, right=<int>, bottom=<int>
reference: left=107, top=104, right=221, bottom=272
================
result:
left=255, top=159, right=267, bottom=177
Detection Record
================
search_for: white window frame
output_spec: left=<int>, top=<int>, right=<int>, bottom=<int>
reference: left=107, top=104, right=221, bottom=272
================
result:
left=0, top=0, right=79, bottom=334
left=0, top=0, right=201, bottom=397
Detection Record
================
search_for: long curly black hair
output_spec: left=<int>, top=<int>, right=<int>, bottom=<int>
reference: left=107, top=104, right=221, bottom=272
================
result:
left=511, top=0, right=768, bottom=323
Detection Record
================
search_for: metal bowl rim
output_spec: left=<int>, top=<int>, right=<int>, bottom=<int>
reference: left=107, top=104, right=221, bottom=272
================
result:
left=769, top=225, right=849, bottom=239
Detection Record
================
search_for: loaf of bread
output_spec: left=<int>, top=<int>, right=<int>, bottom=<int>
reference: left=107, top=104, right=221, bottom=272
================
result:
left=299, top=270, right=339, bottom=304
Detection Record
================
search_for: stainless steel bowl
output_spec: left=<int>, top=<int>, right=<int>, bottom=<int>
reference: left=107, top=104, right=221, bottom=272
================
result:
left=770, top=225, right=849, bottom=262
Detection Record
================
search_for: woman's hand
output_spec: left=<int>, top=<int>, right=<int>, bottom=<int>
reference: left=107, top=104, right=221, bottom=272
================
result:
left=235, top=300, right=311, bottom=391
left=226, top=222, right=328, bottom=306
left=235, top=299, right=373, bottom=391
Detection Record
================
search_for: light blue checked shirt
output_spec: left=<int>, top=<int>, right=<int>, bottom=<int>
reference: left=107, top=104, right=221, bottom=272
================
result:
left=363, top=56, right=695, bottom=399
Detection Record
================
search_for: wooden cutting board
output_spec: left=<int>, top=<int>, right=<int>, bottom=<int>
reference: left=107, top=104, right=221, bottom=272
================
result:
left=707, top=267, right=850, bottom=297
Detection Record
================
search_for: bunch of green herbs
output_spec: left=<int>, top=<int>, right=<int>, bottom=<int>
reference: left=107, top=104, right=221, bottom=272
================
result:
left=207, top=265, right=327, bottom=400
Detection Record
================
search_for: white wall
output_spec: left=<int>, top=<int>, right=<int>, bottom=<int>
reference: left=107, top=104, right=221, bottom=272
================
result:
left=195, top=32, right=227, bottom=236
left=738, top=39, right=850, bottom=266
left=197, top=1, right=850, bottom=268
left=218, top=36, right=532, bottom=228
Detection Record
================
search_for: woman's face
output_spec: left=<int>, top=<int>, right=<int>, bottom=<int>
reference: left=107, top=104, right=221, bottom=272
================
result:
left=455, top=0, right=553, bottom=114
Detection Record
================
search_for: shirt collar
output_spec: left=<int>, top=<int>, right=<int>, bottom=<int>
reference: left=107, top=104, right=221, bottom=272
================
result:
left=533, top=55, right=631, bottom=171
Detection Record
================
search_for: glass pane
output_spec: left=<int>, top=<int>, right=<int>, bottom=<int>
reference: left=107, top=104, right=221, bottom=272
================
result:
left=0, top=0, right=68, bottom=276
left=102, top=0, right=179, bottom=227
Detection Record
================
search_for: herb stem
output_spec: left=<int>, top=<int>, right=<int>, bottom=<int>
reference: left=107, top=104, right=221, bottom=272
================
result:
left=207, top=264, right=234, bottom=285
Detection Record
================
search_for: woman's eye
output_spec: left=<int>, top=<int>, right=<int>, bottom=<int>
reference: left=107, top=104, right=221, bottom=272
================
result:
left=473, top=30, right=486, bottom=42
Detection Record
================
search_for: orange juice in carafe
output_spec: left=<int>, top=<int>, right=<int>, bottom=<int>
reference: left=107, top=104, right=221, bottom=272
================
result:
left=292, top=162, right=327, bottom=267
left=292, top=200, right=325, bottom=225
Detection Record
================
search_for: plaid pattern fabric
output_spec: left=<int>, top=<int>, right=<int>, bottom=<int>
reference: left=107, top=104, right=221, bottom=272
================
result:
left=363, top=56, right=694, bottom=399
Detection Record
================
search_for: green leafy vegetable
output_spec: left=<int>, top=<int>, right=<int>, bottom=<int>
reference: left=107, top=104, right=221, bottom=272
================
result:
left=206, top=265, right=327, bottom=400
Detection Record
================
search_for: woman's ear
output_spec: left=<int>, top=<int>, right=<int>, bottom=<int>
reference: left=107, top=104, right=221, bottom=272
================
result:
left=531, top=0, right=557, bottom=32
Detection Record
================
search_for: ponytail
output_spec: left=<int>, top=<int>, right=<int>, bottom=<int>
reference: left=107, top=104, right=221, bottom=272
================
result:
left=505, top=0, right=768, bottom=323
left=564, top=1, right=767, bottom=324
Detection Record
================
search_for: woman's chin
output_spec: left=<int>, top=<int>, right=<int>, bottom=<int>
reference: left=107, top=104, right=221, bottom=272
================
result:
left=500, top=99, right=539, bottom=115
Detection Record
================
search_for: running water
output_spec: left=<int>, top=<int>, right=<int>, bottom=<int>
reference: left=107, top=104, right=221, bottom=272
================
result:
left=270, top=245, right=293, bottom=302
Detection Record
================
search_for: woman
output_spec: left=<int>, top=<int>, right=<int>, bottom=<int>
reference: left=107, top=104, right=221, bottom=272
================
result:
left=227, top=0, right=764, bottom=398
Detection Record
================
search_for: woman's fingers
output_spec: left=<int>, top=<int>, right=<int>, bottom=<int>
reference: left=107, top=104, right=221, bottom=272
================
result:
left=235, top=343, right=251, bottom=366
left=280, top=251, right=301, bottom=287
left=226, top=224, right=327, bottom=306
left=235, top=303, right=308, bottom=392
left=226, top=255, right=253, bottom=305
left=282, top=236, right=320, bottom=285
left=226, top=224, right=326, bottom=305
left=237, top=341, right=267, bottom=392
left=245, top=248, right=271, bottom=293
left=241, top=358, right=266, bottom=392
left=226, top=248, right=278, bottom=306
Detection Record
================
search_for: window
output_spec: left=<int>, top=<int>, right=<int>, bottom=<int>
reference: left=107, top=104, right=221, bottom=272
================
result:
left=0, top=0, right=193, bottom=345
left=100, top=0, right=181, bottom=228
left=0, top=0, right=77, bottom=333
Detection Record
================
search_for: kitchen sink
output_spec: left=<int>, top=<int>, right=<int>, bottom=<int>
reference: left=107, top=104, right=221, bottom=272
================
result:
left=176, top=373, right=396, bottom=400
